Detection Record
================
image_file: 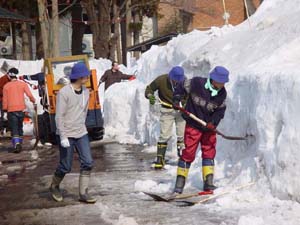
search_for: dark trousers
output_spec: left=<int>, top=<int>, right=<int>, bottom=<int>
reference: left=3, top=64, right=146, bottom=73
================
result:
left=38, top=112, right=51, bottom=144
left=55, top=134, right=93, bottom=178
left=8, top=111, right=25, bottom=137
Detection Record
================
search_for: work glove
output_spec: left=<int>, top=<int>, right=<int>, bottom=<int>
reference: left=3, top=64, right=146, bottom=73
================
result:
left=60, top=138, right=70, bottom=148
left=206, top=122, right=216, bottom=131
left=149, top=95, right=156, bottom=105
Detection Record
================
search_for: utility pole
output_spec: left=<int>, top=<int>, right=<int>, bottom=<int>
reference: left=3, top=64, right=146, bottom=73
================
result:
left=52, top=0, right=60, bottom=57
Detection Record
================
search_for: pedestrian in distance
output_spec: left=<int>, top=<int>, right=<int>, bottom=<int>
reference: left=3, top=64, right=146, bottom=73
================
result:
left=2, top=68, right=36, bottom=153
left=99, top=61, right=136, bottom=91
left=19, top=72, right=53, bottom=147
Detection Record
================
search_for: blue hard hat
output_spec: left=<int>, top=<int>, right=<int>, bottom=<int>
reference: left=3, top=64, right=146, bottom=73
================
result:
left=69, top=62, right=90, bottom=80
left=209, top=66, right=229, bottom=83
left=168, top=66, right=185, bottom=82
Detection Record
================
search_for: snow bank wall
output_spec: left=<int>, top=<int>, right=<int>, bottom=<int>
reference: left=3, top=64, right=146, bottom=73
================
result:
left=104, top=0, right=300, bottom=201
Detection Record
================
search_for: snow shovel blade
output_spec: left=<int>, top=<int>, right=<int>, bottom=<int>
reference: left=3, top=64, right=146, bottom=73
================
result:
left=175, top=201, right=197, bottom=207
left=175, top=182, right=255, bottom=207
left=143, top=192, right=172, bottom=202
left=143, top=190, right=214, bottom=203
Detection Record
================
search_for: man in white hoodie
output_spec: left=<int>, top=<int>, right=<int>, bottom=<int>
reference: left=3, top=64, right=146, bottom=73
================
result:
left=49, top=62, right=96, bottom=203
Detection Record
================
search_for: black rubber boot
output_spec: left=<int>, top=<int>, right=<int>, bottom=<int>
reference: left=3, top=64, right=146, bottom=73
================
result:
left=49, top=174, right=64, bottom=202
left=203, top=174, right=217, bottom=191
left=153, top=142, right=167, bottom=169
left=13, top=143, right=22, bottom=153
left=174, top=175, right=186, bottom=194
left=174, top=159, right=191, bottom=194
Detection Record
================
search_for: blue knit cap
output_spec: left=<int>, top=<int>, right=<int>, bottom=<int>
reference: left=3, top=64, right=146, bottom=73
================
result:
left=168, top=66, right=185, bottom=82
left=70, top=62, right=90, bottom=80
left=209, top=66, right=229, bottom=83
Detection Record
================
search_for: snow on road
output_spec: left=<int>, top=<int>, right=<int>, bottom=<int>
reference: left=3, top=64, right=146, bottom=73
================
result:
left=0, top=144, right=238, bottom=225
left=2, top=143, right=300, bottom=225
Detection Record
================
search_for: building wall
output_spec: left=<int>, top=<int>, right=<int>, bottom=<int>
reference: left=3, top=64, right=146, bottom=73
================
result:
left=157, top=3, right=183, bottom=35
left=193, top=0, right=261, bottom=29
left=158, top=0, right=262, bottom=34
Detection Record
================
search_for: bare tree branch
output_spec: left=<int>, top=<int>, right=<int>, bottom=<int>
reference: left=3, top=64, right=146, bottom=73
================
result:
left=98, top=0, right=111, bottom=16
left=58, top=0, right=77, bottom=16
left=120, top=0, right=158, bottom=18
left=119, top=0, right=130, bottom=12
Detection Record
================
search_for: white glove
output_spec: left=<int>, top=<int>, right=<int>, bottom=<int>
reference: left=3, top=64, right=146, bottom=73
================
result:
left=60, top=138, right=70, bottom=148
left=3, top=112, right=7, bottom=121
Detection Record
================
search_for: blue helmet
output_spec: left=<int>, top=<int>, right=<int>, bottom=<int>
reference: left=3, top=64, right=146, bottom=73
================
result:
left=209, top=66, right=229, bottom=83
left=69, top=62, right=90, bottom=80
left=168, top=66, right=185, bottom=82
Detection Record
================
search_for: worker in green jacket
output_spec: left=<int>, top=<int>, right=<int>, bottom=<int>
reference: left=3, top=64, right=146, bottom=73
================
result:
left=145, top=66, right=186, bottom=169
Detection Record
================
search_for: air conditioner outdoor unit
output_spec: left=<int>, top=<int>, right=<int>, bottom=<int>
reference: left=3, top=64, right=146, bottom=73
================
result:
left=0, top=45, right=12, bottom=56
left=82, top=34, right=94, bottom=57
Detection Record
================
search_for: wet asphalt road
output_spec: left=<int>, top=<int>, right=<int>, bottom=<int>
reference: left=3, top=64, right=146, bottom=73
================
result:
left=0, top=142, right=237, bottom=225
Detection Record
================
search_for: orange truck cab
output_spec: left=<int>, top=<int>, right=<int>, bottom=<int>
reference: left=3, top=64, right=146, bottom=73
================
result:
left=44, top=55, right=104, bottom=141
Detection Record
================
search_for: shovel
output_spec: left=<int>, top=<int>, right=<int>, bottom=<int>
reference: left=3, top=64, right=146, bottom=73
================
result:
left=32, top=103, right=39, bottom=149
left=158, top=98, right=253, bottom=141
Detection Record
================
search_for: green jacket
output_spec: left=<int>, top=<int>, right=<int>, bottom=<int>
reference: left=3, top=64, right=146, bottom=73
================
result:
left=145, top=74, right=183, bottom=107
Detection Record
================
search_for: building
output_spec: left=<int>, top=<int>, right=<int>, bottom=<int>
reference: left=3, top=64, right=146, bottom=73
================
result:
left=157, top=0, right=262, bottom=34
left=131, top=0, right=261, bottom=62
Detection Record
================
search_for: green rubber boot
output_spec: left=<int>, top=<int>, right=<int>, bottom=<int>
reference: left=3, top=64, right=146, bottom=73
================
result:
left=152, top=142, right=167, bottom=169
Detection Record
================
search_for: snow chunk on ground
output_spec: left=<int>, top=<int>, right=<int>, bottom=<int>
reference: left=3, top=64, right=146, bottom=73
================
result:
left=238, top=215, right=264, bottom=225
left=134, top=179, right=172, bottom=193
left=116, top=215, right=138, bottom=225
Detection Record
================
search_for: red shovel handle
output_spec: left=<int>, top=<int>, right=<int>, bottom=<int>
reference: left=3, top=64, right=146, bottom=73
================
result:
left=198, top=190, right=214, bottom=196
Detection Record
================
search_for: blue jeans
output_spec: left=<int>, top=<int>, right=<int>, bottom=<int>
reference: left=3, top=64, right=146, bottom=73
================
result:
left=8, top=111, right=25, bottom=137
left=55, top=134, right=94, bottom=177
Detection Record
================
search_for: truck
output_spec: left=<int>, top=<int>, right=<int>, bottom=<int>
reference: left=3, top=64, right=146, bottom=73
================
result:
left=43, top=55, right=104, bottom=142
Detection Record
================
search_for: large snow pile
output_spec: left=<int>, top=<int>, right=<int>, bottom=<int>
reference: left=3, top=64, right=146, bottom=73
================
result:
left=103, top=0, right=300, bottom=223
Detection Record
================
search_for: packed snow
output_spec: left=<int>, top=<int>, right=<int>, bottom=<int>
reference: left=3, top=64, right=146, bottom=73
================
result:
left=1, top=0, right=300, bottom=224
